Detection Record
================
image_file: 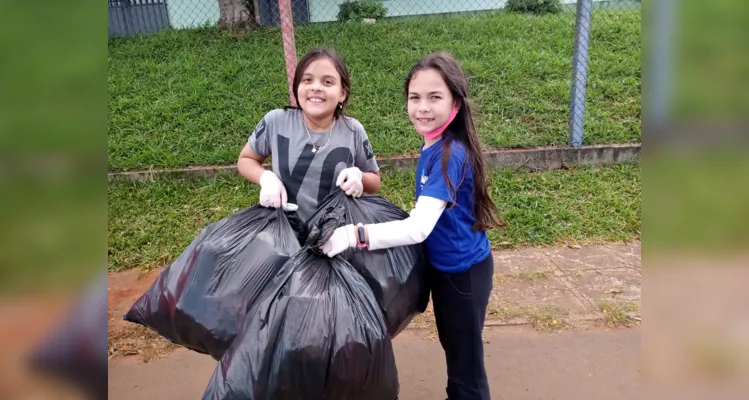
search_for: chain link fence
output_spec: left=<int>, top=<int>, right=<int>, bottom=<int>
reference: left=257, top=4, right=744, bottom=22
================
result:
left=109, top=0, right=641, bottom=149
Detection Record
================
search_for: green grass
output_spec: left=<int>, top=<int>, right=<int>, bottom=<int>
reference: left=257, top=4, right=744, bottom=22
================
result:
left=108, top=11, right=641, bottom=170
left=598, top=300, right=639, bottom=327
left=645, top=149, right=749, bottom=257
left=108, top=163, right=640, bottom=271
left=1, top=174, right=104, bottom=294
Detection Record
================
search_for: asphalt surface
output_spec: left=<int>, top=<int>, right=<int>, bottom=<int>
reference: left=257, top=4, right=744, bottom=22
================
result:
left=108, top=326, right=640, bottom=400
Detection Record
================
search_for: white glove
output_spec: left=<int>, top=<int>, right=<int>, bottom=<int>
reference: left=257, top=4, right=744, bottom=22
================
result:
left=258, top=170, right=287, bottom=208
left=336, top=167, right=364, bottom=197
left=321, top=225, right=357, bottom=257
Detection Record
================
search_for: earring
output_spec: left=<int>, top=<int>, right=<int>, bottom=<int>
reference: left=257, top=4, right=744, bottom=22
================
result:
left=338, top=103, right=343, bottom=109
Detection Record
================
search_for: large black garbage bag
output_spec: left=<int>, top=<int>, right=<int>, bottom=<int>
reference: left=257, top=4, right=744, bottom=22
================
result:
left=28, top=272, right=108, bottom=400
left=203, top=207, right=399, bottom=400
left=124, top=206, right=305, bottom=360
left=306, top=189, right=429, bottom=337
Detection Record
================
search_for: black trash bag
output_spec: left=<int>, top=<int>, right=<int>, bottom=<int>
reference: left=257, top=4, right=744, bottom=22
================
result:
left=27, top=272, right=108, bottom=400
left=124, top=206, right=306, bottom=360
left=306, top=189, right=429, bottom=337
left=203, top=207, right=399, bottom=400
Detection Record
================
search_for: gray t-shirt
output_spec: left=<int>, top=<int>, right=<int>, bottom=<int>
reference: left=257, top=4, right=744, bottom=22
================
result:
left=248, top=108, right=379, bottom=222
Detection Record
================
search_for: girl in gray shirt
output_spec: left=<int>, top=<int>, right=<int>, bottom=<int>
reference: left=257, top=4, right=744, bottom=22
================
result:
left=237, top=48, right=381, bottom=222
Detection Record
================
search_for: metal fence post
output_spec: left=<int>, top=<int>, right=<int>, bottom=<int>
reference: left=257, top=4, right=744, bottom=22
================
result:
left=649, top=0, right=673, bottom=124
left=279, top=0, right=298, bottom=107
left=568, top=0, right=593, bottom=148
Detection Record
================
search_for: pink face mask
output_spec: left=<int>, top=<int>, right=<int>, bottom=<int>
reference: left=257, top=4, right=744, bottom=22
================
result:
left=415, top=105, right=459, bottom=140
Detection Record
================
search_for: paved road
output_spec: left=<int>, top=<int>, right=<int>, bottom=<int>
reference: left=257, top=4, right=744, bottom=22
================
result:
left=108, top=326, right=640, bottom=400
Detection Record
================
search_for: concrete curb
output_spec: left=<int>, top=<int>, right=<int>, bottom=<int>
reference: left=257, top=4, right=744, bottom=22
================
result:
left=108, top=143, right=640, bottom=182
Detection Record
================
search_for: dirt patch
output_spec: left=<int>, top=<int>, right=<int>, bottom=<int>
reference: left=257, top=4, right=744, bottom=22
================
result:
left=108, top=268, right=162, bottom=315
left=107, top=268, right=177, bottom=362
left=492, top=250, right=552, bottom=276
left=105, top=243, right=642, bottom=360
left=491, top=271, right=588, bottom=315
left=409, top=297, right=574, bottom=337
left=108, top=319, right=177, bottom=362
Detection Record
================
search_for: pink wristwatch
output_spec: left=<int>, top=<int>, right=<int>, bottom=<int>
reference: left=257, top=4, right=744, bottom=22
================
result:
left=355, top=223, right=367, bottom=248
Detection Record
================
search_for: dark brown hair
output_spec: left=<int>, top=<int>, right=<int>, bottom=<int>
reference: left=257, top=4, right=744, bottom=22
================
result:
left=287, top=47, right=351, bottom=121
left=404, top=51, right=506, bottom=231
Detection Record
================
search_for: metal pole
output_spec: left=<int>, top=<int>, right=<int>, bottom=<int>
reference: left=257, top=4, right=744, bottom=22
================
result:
left=568, top=0, right=593, bottom=148
left=650, top=0, right=673, bottom=124
left=279, top=0, right=298, bottom=107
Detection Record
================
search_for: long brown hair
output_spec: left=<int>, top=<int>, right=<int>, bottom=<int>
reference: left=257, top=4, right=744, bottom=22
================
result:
left=405, top=51, right=506, bottom=231
left=286, top=47, right=351, bottom=121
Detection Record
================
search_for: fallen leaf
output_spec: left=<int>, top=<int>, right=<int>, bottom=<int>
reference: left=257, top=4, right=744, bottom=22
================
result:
left=568, top=244, right=582, bottom=249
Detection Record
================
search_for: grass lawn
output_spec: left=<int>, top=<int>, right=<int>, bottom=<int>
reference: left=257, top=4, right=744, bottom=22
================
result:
left=108, top=10, right=641, bottom=170
left=108, top=163, right=640, bottom=271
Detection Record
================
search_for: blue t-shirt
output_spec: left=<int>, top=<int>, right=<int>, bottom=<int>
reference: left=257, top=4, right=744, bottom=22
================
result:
left=416, top=136, right=491, bottom=273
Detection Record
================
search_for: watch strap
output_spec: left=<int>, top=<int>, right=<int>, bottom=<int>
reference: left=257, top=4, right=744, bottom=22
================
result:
left=356, top=223, right=367, bottom=248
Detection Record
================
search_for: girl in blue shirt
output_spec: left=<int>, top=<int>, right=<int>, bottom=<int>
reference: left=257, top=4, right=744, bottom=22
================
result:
left=322, top=51, right=506, bottom=400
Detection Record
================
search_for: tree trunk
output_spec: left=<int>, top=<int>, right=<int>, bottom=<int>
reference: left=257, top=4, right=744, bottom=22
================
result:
left=217, top=0, right=258, bottom=30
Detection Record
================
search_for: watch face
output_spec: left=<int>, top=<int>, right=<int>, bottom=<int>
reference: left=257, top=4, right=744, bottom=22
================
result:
left=357, top=227, right=366, bottom=244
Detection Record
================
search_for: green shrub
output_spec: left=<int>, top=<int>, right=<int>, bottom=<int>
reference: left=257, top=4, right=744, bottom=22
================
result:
left=337, top=1, right=388, bottom=22
left=505, top=0, right=563, bottom=15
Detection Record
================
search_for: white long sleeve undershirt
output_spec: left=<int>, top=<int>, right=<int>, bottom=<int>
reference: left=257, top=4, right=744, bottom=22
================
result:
left=366, top=196, right=447, bottom=251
